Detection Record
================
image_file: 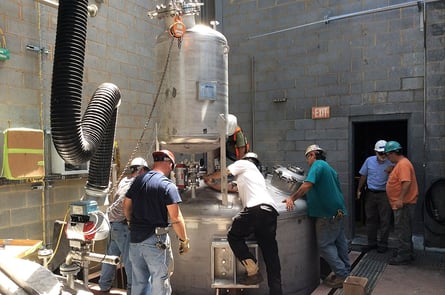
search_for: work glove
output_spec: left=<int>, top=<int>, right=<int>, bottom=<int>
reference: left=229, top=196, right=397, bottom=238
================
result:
left=179, top=238, right=190, bottom=255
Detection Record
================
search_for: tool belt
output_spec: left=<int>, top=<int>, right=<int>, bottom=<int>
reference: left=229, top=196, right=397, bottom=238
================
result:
left=155, top=226, right=170, bottom=235
left=335, top=209, right=344, bottom=220
left=155, top=226, right=170, bottom=250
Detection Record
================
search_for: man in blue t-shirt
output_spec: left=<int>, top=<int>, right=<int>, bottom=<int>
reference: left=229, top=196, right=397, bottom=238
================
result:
left=283, top=144, right=350, bottom=289
left=123, top=150, right=190, bottom=295
left=357, top=140, right=393, bottom=253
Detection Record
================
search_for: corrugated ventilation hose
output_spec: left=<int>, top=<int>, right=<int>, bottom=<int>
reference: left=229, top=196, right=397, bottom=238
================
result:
left=51, top=0, right=120, bottom=191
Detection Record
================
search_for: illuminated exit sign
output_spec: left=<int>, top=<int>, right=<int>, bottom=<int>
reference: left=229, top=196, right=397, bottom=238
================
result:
left=312, top=106, right=330, bottom=119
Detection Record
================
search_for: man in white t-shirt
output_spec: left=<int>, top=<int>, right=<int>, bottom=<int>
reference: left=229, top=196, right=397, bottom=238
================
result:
left=227, top=152, right=282, bottom=295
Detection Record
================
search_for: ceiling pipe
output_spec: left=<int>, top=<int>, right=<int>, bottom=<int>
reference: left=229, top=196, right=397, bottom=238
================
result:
left=35, top=0, right=58, bottom=9
left=248, top=0, right=441, bottom=40
left=35, top=0, right=99, bottom=17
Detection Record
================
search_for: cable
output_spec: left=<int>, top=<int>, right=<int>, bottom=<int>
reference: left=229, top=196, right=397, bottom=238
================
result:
left=46, top=207, right=70, bottom=266
left=109, top=37, right=176, bottom=196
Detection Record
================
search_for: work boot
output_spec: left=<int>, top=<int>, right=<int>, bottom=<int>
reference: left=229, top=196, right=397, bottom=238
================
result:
left=362, top=244, right=377, bottom=252
left=389, top=255, right=412, bottom=265
left=239, top=259, right=264, bottom=285
left=324, top=274, right=346, bottom=288
left=377, top=246, right=388, bottom=253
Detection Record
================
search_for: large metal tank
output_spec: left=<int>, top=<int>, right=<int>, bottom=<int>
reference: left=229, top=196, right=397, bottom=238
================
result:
left=156, top=17, right=229, bottom=154
left=170, top=167, right=320, bottom=295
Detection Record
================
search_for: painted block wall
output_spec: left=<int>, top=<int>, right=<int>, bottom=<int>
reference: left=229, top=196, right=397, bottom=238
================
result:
left=0, top=0, right=163, bottom=243
left=0, top=0, right=443, bottom=244
left=219, top=0, right=444, bottom=234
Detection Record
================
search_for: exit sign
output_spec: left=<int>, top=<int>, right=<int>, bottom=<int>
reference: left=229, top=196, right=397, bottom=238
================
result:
left=312, top=106, right=330, bottom=119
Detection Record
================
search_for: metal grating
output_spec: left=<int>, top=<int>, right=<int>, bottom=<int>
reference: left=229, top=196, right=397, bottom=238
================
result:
left=330, top=249, right=445, bottom=295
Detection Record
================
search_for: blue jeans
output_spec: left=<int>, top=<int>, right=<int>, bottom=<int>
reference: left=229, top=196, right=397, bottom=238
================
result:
left=315, top=217, right=350, bottom=278
left=99, top=222, right=132, bottom=291
left=129, top=233, right=173, bottom=295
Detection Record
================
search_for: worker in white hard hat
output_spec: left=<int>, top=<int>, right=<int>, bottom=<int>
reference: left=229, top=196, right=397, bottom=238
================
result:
left=98, top=157, right=149, bottom=294
left=283, top=144, right=350, bottom=289
left=356, top=140, right=393, bottom=253
left=226, top=114, right=249, bottom=161
left=123, top=150, right=189, bottom=295
left=226, top=152, right=283, bottom=294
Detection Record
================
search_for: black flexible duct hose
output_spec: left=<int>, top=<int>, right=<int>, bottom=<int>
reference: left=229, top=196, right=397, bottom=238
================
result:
left=425, top=178, right=445, bottom=226
left=51, top=0, right=120, bottom=191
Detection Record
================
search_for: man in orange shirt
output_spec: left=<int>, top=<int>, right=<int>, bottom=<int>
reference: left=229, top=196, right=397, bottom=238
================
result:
left=384, top=141, right=418, bottom=265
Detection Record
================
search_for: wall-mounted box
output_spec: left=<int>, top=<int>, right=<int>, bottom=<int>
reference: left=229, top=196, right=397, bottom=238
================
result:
left=2, top=128, right=44, bottom=180
left=211, top=236, right=259, bottom=289
left=50, top=140, right=88, bottom=175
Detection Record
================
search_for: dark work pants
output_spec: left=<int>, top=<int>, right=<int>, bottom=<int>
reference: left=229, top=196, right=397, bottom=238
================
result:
left=227, top=204, right=283, bottom=295
left=365, top=190, right=392, bottom=247
left=393, top=203, right=416, bottom=258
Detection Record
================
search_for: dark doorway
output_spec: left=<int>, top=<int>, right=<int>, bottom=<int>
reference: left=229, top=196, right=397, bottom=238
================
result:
left=352, top=120, right=408, bottom=236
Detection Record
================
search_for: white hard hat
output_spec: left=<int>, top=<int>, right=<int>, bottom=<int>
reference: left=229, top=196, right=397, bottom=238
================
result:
left=242, top=152, right=258, bottom=160
left=242, top=152, right=260, bottom=165
left=130, top=157, right=148, bottom=168
left=226, top=114, right=238, bottom=136
left=305, top=144, right=324, bottom=157
left=374, top=140, right=387, bottom=152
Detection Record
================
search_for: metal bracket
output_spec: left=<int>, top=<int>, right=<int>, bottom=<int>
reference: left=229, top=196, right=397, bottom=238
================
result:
left=26, top=44, right=49, bottom=54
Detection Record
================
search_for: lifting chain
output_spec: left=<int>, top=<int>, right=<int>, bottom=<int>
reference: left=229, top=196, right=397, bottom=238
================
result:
left=109, top=37, right=176, bottom=196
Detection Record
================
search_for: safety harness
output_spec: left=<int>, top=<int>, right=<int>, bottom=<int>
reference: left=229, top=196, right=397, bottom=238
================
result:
left=227, top=127, right=250, bottom=159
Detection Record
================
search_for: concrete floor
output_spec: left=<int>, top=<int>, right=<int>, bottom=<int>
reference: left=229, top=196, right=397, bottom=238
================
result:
left=312, top=235, right=445, bottom=295
left=88, top=234, right=445, bottom=295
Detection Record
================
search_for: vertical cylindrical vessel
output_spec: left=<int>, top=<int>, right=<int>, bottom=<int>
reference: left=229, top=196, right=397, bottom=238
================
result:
left=156, top=19, right=229, bottom=154
left=170, top=174, right=320, bottom=295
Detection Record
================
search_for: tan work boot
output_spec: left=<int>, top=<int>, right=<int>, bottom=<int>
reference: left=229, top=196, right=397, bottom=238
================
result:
left=239, top=259, right=263, bottom=285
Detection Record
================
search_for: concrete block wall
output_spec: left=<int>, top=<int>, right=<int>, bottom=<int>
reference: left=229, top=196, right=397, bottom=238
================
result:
left=220, top=0, right=444, bottom=235
left=0, top=0, right=443, bottom=244
left=0, top=178, right=86, bottom=241
left=425, top=1, right=445, bottom=184
left=222, top=0, right=425, bottom=164
left=0, top=0, right=163, bottom=244
left=0, top=0, right=162, bottom=167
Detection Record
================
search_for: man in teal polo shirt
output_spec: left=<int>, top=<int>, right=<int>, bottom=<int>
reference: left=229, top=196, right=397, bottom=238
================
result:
left=283, top=144, right=350, bottom=289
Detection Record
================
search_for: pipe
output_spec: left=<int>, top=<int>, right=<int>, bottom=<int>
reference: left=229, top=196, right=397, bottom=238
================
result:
left=0, top=262, right=40, bottom=295
left=0, top=283, right=13, bottom=295
left=248, top=0, right=441, bottom=40
left=35, top=0, right=99, bottom=17
left=70, top=251, right=120, bottom=265
left=36, top=0, right=48, bottom=246
left=35, top=0, right=58, bottom=9
left=422, top=1, right=427, bottom=173
left=218, top=114, right=228, bottom=206
left=250, top=56, right=256, bottom=150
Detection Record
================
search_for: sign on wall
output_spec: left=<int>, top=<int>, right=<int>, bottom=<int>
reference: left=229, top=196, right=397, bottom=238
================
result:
left=312, top=106, right=330, bottom=119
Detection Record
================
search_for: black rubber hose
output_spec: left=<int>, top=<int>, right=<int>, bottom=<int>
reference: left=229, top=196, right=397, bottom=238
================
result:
left=51, top=0, right=120, bottom=190
left=425, top=178, right=445, bottom=225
